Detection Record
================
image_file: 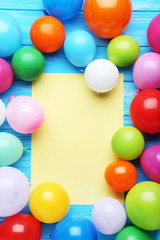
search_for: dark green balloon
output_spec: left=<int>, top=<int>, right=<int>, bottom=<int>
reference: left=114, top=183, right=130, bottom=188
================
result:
left=12, top=47, right=45, bottom=81
left=115, top=226, right=153, bottom=240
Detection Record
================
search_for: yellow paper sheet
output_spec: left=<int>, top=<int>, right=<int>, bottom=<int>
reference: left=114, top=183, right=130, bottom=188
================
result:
left=32, top=73, right=124, bottom=204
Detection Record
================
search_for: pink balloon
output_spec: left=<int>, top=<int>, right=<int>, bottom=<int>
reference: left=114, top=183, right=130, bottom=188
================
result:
left=147, top=14, right=160, bottom=54
left=140, top=145, right=160, bottom=183
left=133, top=52, right=160, bottom=90
left=0, top=58, right=13, bottom=93
left=7, top=96, right=45, bottom=134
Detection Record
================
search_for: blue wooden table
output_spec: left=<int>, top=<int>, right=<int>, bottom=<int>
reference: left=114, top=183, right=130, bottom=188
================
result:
left=0, top=0, right=159, bottom=239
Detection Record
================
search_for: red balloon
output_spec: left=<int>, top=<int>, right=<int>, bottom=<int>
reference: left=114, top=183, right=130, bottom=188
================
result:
left=0, top=214, right=42, bottom=240
left=84, top=0, right=132, bottom=38
left=130, top=89, right=160, bottom=133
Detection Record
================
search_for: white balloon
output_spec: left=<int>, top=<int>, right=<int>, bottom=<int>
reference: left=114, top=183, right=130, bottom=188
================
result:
left=0, top=99, right=6, bottom=126
left=0, top=167, right=30, bottom=217
left=84, top=59, right=119, bottom=93
left=92, top=197, right=127, bottom=235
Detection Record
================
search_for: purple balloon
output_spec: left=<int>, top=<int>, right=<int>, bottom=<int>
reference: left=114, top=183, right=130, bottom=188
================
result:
left=0, top=167, right=30, bottom=217
left=140, top=145, right=160, bottom=183
left=147, top=14, right=160, bottom=54
left=133, top=52, right=160, bottom=90
left=92, top=197, right=127, bottom=235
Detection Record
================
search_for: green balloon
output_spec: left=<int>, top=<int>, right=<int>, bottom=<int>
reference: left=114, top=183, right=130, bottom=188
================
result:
left=107, top=35, right=140, bottom=67
left=125, top=181, right=160, bottom=231
left=111, top=126, right=145, bottom=160
left=115, top=226, right=153, bottom=240
left=12, top=47, right=45, bottom=81
left=0, top=132, right=24, bottom=166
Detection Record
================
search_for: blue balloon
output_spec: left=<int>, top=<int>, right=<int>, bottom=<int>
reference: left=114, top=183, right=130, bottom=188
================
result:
left=0, top=13, right=22, bottom=57
left=51, top=216, right=97, bottom=240
left=156, top=230, right=160, bottom=240
left=64, top=29, right=96, bottom=68
left=42, top=0, right=83, bottom=20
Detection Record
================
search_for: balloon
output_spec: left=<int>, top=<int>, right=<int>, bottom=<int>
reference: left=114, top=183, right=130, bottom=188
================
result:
left=156, top=230, right=160, bottom=240
left=42, top=0, right=83, bottom=20
left=125, top=181, right=160, bottom=231
left=0, top=132, right=24, bottom=166
left=6, top=96, right=45, bottom=134
left=107, top=35, right=140, bottom=67
left=105, top=160, right=137, bottom=192
left=140, top=144, right=160, bottom=183
left=84, top=0, right=132, bottom=38
left=0, top=214, right=42, bottom=240
left=51, top=216, right=97, bottom=240
left=0, top=58, right=14, bottom=93
left=111, top=126, right=145, bottom=160
left=0, top=99, right=6, bottom=126
left=64, top=30, right=96, bottom=68
left=130, top=89, right=160, bottom=133
left=115, top=226, right=153, bottom=240
left=133, top=53, right=160, bottom=90
left=84, top=59, right=119, bottom=93
left=29, top=182, right=70, bottom=224
left=0, top=12, right=21, bottom=57
left=30, top=16, right=65, bottom=53
left=147, top=14, right=160, bottom=53
left=12, top=47, right=45, bottom=81
left=0, top=167, right=30, bottom=217
left=92, top=197, right=127, bottom=235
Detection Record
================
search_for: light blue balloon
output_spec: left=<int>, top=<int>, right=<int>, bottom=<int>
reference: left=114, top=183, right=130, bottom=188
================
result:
left=0, top=132, right=24, bottom=166
left=156, top=230, right=160, bottom=240
left=0, top=13, right=22, bottom=57
left=64, top=29, right=96, bottom=68
left=42, top=0, right=83, bottom=20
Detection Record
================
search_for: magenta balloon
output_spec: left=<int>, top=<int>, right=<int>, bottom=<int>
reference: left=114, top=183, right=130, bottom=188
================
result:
left=0, top=167, right=30, bottom=217
left=0, top=58, right=13, bottom=93
left=6, top=96, right=45, bottom=134
left=147, top=14, right=160, bottom=54
left=140, top=145, right=160, bottom=183
left=92, top=197, right=127, bottom=235
left=133, top=53, right=160, bottom=90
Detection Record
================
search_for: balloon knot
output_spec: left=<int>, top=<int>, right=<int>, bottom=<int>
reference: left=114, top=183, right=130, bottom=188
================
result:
left=135, top=89, right=142, bottom=94
left=79, top=67, right=85, bottom=73
left=10, top=96, right=14, bottom=101
left=23, top=148, right=27, bottom=153
left=43, top=10, right=49, bottom=15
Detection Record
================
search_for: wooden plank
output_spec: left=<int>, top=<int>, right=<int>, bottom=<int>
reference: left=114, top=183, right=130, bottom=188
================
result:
left=6, top=46, right=151, bottom=79
left=132, top=0, right=160, bottom=11
left=5, top=45, right=152, bottom=80
left=0, top=203, right=157, bottom=239
left=0, top=0, right=43, bottom=10
left=0, top=11, right=157, bottom=47
left=41, top=46, right=152, bottom=76
left=1, top=0, right=160, bottom=11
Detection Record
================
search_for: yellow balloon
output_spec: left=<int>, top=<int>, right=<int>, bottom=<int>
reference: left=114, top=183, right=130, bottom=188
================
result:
left=29, top=182, right=70, bottom=223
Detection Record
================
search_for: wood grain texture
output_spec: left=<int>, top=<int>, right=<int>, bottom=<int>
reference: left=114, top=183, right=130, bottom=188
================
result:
left=0, top=0, right=160, bottom=11
left=0, top=10, right=159, bottom=47
left=4, top=46, right=153, bottom=80
left=0, top=0, right=159, bottom=239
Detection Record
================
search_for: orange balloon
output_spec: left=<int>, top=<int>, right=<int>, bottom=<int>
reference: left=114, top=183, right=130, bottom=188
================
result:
left=30, top=16, right=65, bottom=53
left=84, top=0, right=132, bottom=38
left=105, top=160, right=137, bottom=192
